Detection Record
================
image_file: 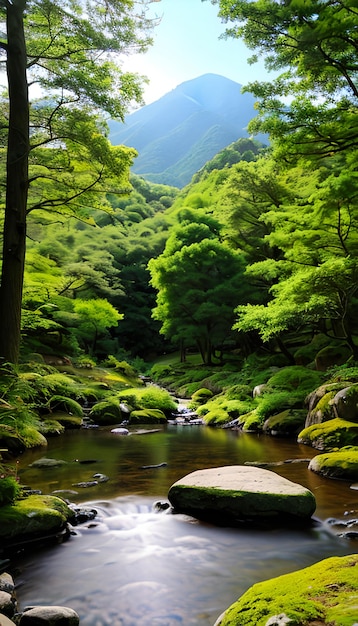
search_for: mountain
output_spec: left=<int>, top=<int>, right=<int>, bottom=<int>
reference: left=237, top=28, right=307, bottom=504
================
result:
left=108, top=73, right=265, bottom=188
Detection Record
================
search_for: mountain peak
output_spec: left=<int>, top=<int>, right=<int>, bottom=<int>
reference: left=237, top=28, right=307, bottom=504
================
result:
left=108, top=74, right=260, bottom=188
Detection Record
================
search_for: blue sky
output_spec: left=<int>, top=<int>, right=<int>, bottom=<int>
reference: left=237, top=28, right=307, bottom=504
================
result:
left=123, top=0, right=273, bottom=106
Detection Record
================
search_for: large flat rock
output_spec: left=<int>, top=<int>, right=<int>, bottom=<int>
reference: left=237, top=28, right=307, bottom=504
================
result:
left=168, top=465, right=316, bottom=526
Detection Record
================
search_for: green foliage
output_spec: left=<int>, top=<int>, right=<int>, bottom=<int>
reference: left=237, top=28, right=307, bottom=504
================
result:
left=149, top=223, right=250, bottom=364
left=101, top=356, right=138, bottom=381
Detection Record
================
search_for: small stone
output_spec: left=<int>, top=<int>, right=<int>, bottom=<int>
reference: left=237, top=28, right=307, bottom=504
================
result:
left=0, top=574, right=14, bottom=595
left=110, top=427, right=129, bottom=435
left=0, top=592, right=15, bottom=618
left=19, top=606, right=79, bottom=626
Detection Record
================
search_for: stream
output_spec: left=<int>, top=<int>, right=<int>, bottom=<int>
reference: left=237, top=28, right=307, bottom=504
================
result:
left=10, top=423, right=358, bottom=626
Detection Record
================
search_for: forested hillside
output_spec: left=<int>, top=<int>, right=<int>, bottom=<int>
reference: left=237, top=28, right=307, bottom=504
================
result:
left=0, top=0, right=357, bottom=374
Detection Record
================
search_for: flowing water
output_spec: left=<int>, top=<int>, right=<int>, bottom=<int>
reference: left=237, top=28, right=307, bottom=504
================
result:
left=10, top=424, right=358, bottom=626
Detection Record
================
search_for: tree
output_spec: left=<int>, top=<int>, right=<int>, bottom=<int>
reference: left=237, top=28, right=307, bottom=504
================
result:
left=148, top=214, right=250, bottom=364
left=0, top=0, right=154, bottom=363
left=235, top=156, right=358, bottom=358
left=210, top=0, right=358, bottom=159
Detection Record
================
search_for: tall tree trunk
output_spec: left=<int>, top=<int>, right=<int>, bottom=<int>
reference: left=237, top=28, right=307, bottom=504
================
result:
left=0, top=1, right=29, bottom=364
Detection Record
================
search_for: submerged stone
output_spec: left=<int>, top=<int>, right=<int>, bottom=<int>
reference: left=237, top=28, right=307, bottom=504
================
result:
left=168, top=465, right=316, bottom=526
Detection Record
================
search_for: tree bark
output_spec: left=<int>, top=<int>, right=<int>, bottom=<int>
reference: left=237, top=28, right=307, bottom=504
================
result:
left=0, top=0, right=29, bottom=364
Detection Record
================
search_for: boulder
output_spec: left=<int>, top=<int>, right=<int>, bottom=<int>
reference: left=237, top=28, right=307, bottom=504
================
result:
left=129, top=409, right=167, bottom=424
left=0, top=495, right=73, bottom=553
left=0, top=574, right=14, bottom=596
left=263, top=409, right=306, bottom=436
left=298, top=417, right=358, bottom=450
left=331, top=384, right=358, bottom=423
left=168, top=465, right=316, bottom=526
left=0, top=591, right=15, bottom=618
left=19, top=606, right=79, bottom=626
left=214, top=554, right=358, bottom=626
left=308, top=445, right=358, bottom=479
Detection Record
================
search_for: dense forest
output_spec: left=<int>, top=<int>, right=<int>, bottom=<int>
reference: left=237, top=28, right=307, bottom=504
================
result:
left=0, top=0, right=357, bottom=462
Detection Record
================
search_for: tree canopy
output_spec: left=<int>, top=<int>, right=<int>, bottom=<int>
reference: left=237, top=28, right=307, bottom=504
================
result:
left=0, top=0, right=155, bottom=363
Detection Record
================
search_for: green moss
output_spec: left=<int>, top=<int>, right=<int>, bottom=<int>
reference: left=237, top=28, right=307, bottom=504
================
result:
left=255, top=390, right=304, bottom=421
left=47, top=395, right=83, bottom=417
left=263, top=409, right=306, bottom=435
left=18, top=425, right=48, bottom=448
left=309, top=446, right=358, bottom=479
left=267, top=366, right=323, bottom=393
left=203, top=408, right=230, bottom=426
left=52, top=413, right=82, bottom=428
left=129, top=409, right=167, bottom=424
left=218, top=554, right=358, bottom=626
left=0, top=494, right=73, bottom=539
left=191, top=388, right=214, bottom=403
left=117, top=386, right=177, bottom=412
left=0, top=477, right=22, bottom=506
left=90, top=397, right=121, bottom=425
left=311, top=390, right=336, bottom=422
left=298, top=417, right=358, bottom=450
left=240, top=410, right=263, bottom=432
left=38, top=419, right=65, bottom=436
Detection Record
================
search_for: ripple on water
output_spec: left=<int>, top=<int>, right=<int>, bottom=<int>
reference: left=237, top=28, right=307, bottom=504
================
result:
left=14, top=496, right=356, bottom=626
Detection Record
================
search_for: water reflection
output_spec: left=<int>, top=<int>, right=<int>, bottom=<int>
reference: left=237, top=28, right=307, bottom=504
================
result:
left=14, top=425, right=358, bottom=626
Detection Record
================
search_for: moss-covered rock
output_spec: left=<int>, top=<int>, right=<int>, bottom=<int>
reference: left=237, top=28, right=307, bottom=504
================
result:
left=168, top=465, right=316, bottom=527
left=266, top=366, right=323, bottom=394
left=50, top=413, right=82, bottom=429
left=190, top=387, right=214, bottom=407
left=203, top=408, right=230, bottom=426
left=38, top=419, right=66, bottom=436
left=0, top=494, right=73, bottom=542
left=215, top=554, right=358, bottom=626
left=0, top=477, right=22, bottom=506
left=308, top=445, right=358, bottom=480
left=315, top=344, right=351, bottom=371
left=305, top=389, right=337, bottom=427
left=117, top=386, right=177, bottom=414
left=46, top=395, right=83, bottom=417
left=239, top=410, right=263, bottom=432
left=298, top=417, right=358, bottom=450
left=129, top=409, right=167, bottom=424
left=263, top=409, right=306, bottom=437
left=305, top=380, right=354, bottom=427
left=330, top=384, right=358, bottom=423
left=89, top=397, right=122, bottom=425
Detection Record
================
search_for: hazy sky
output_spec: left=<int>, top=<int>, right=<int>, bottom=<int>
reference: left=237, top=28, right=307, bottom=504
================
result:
left=123, top=0, right=273, bottom=106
